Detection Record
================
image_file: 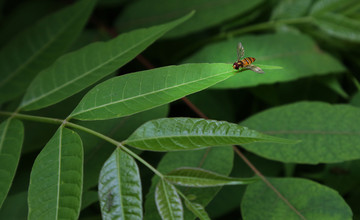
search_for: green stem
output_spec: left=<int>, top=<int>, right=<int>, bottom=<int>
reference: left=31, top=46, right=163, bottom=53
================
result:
left=0, top=111, right=63, bottom=124
left=0, top=111, right=164, bottom=178
left=119, top=142, right=164, bottom=178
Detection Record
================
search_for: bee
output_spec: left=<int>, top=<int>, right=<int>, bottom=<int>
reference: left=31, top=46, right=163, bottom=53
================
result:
left=233, top=42, right=264, bottom=73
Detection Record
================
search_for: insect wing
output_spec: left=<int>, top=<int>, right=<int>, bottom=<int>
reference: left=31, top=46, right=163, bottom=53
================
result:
left=237, top=42, right=245, bottom=60
left=245, top=64, right=264, bottom=74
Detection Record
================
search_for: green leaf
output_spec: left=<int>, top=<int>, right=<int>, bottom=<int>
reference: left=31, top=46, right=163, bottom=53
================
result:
left=271, top=0, right=312, bottom=20
left=70, top=63, right=234, bottom=120
left=310, top=0, right=355, bottom=14
left=28, top=127, right=83, bottom=220
left=116, top=0, right=263, bottom=38
left=19, top=12, right=194, bottom=111
left=98, top=148, right=142, bottom=220
left=241, top=178, right=353, bottom=220
left=183, top=33, right=345, bottom=89
left=155, top=179, right=183, bottom=220
left=184, top=200, right=210, bottom=220
left=0, top=0, right=96, bottom=104
left=81, top=105, right=168, bottom=192
left=240, top=101, right=360, bottom=164
left=317, top=75, right=348, bottom=99
left=0, top=191, right=28, bottom=219
left=81, top=190, right=98, bottom=211
left=124, top=117, right=297, bottom=152
left=165, top=167, right=258, bottom=187
left=145, top=147, right=233, bottom=220
left=350, top=91, right=360, bottom=107
left=0, top=0, right=64, bottom=46
left=312, top=12, right=360, bottom=43
left=0, top=119, right=24, bottom=208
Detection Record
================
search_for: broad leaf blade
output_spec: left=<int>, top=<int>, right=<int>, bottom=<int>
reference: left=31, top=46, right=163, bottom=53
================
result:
left=28, top=127, right=83, bottom=220
left=155, top=179, right=183, bottom=220
left=183, top=33, right=345, bottom=89
left=145, top=147, right=233, bottom=220
left=0, top=119, right=24, bottom=208
left=241, top=101, right=360, bottom=164
left=124, top=118, right=297, bottom=151
left=70, top=63, right=234, bottom=120
left=116, top=0, right=263, bottom=38
left=19, top=11, right=194, bottom=111
left=241, top=178, right=352, bottom=220
left=98, top=148, right=142, bottom=220
left=312, top=12, right=360, bottom=43
left=184, top=201, right=210, bottom=220
left=0, top=0, right=96, bottom=104
left=165, top=167, right=257, bottom=187
left=271, top=0, right=312, bottom=20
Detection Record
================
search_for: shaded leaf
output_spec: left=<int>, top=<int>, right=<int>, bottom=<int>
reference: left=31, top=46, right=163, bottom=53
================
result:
left=116, top=0, right=263, bottom=38
left=28, top=127, right=83, bottom=220
left=19, top=11, right=194, bottom=111
left=144, top=147, right=233, bottom=220
left=155, top=179, right=183, bottom=220
left=98, top=148, right=142, bottom=220
left=183, top=33, right=345, bottom=89
left=241, top=101, right=360, bottom=164
left=241, top=178, right=352, bottom=220
left=0, top=191, right=28, bottom=219
left=312, top=12, right=360, bottom=43
left=350, top=91, right=360, bottom=107
left=0, top=119, right=24, bottom=208
left=70, top=63, right=234, bottom=120
left=310, top=0, right=355, bottom=14
left=81, top=190, right=98, bottom=211
left=0, top=0, right=64, bottom=46
left=165, top=167, right=258, bottom=187
left=145, top=147, right=234, bottom=220
left=0, top=0, right=96, bottom=104
left=271, top=0, right=312, bottom=20
left=124, top=117, right=297, bottom=152
left=184, top=201, right=210, bottom=220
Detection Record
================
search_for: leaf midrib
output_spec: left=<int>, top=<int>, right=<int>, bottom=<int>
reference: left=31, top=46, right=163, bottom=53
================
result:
left=21, top=25, right=169, bottom=109
left=0, top=2, right=88, bottom=88
left=0, top=119, right=11, bottom=153
left=125, top=134, right=274, bottom=145
left=72, top=69, right=233, bottom=117
left=264, top=130, right=360, bottom=135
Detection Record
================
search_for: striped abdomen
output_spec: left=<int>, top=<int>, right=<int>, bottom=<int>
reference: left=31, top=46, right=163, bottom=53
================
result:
left=233, top=57, right=255, bottom=70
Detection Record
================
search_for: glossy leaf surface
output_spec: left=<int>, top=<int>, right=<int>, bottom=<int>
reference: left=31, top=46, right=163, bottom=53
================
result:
left=98, top=148, right=142, bottom=220
left=183, top=33, right=345, bottom=89
left=165, top=167, right=258, bottom=187
left=20, top=12, right=194, bottom=111
left=28, top=127, right=83, bottom=220
left=0, top=119, right=24, bottom=208
left=241, top=102, right=360, bottom=163
left=124, top=117, right=297, bottom=151
left=70, top=63, right=234, bottom=120
left=0, top=0, right=96, bottom=103
left=155, top=179, right=183, bottom=220
left=241, top=178, right=352, bottom=220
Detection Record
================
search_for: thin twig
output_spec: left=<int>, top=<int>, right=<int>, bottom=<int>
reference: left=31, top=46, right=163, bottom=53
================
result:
left=233, top=146, right=306, bottom=220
